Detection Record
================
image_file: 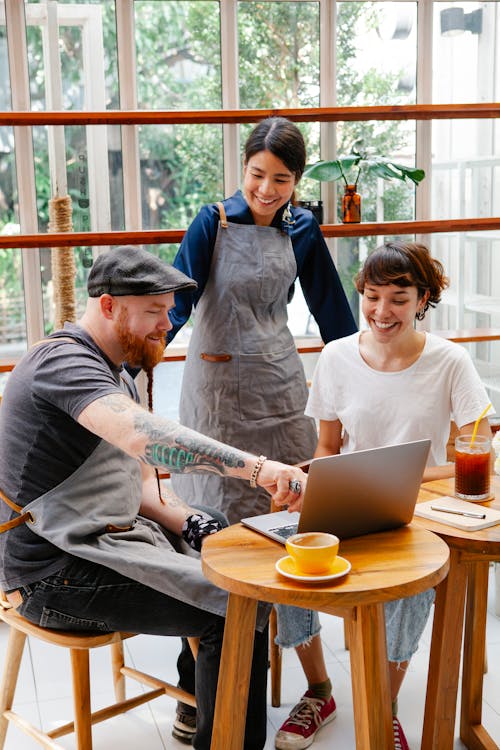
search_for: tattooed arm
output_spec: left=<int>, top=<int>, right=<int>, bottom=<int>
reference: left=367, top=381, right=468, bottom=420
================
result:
left=139, top=464, right=195, bottom=535
left=78, top=391, right=307, bottom=508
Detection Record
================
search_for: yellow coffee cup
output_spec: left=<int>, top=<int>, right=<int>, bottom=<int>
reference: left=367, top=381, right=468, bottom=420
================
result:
left=286, top=532, right=340, bottom=575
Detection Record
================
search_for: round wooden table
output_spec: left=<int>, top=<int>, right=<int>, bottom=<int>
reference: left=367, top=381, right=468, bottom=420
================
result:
left=202, top=522, right=449, bottom=750
left=416, top=476, right=500, bottom=750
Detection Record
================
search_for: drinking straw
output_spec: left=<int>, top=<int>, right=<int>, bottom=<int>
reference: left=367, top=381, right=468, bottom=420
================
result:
left=469, top=402, right=492, bottom=448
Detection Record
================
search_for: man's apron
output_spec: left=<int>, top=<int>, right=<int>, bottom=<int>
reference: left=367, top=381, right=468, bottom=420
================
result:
left=172, top=204, right=317, bottom=523
left=17, top=439, right=235, bottom=620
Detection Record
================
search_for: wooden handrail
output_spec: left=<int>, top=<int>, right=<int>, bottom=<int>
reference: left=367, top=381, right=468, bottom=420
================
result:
left=433, top=328, right=500, bottom=343
left=1, top=217, right=500, bottom=249
left=1, top=102, right=499, bottom=127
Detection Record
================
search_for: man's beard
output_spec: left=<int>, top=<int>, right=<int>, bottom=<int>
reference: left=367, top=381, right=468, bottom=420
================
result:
left=115, top=308, right=166, bottom=370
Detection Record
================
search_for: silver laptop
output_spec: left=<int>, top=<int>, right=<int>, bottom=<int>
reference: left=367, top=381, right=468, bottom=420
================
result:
left=241, top=439, right=431, bottom=543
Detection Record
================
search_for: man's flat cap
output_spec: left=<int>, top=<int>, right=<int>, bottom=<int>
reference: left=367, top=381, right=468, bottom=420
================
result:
left=87, top=245, right=197, bottom=297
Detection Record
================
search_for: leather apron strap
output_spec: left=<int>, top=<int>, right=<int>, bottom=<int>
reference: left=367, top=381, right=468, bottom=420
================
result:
left=216, top=201, right=228, bottom=228
left=0, top=488, right=33, bottom=533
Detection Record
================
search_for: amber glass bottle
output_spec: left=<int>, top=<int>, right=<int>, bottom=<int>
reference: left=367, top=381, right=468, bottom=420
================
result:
left=342, top=184, right=361, bottom=223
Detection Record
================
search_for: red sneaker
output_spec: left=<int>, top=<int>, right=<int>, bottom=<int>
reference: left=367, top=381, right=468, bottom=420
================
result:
left=393, top=717, right=410, bottom=750
left=274, top=690, right=336, bottom=749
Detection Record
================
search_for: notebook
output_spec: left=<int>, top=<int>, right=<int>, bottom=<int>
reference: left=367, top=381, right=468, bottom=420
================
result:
left=241, top=439, right=431, bottom=543
left=414, top=495, right=500, bottom=531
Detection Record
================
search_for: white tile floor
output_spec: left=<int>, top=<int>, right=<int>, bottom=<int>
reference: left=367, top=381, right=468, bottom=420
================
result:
left=1, top=566, right=499, bottom=750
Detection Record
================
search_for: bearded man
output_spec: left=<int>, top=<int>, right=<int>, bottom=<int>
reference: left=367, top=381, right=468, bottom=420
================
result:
left=0, top=245, right=307, bottom=750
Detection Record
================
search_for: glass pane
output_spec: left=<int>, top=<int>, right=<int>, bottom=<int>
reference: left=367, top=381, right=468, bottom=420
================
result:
left=26, top=0, right=119, bottom=109
left=337, top=2, right=417, bottom=107
left=138, top=123, right=223, bottom=230
left=0, top=22, right=11, bottom=110
left=433, top=1, right=497, bottom=104
left=335, top=2, right=418, bottom=221
left=430, top=232, right=500, bottom=413
left=0, top=126, right=18, bottom=232
left=238, top=1, right=320, bottom=109
left=432, top=3, right=500, bottom=220
left=0, top=249, right=27, bottom=354
left=23, top=4, right=122, bottom=229
left=135, top=0, right=221, bottom=109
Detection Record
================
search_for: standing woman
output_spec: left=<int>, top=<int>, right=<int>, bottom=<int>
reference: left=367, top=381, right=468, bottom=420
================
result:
left=169, top=117, right=357, bottom=523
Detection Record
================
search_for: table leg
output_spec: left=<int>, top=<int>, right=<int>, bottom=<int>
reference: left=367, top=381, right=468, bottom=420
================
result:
left=460, top=560, right=496, bottom=750
left=210, top=592, right=258, bottom=750
left=347, top=603, right=393, bottom=750
left=421, top=547, right=467, bottom=750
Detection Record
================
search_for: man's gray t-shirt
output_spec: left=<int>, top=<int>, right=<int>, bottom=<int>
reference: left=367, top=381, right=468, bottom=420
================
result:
left=0, top=323, right=138, bottom=590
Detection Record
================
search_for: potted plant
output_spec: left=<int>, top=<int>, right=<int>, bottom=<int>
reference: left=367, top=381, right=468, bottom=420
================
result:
left=303, top=140, right=425, bottom=223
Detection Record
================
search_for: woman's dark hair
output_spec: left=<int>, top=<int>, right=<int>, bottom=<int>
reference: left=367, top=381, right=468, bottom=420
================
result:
left=354, top=241, right=449, bottom=320
left=244, top=117, right=306, bottom=182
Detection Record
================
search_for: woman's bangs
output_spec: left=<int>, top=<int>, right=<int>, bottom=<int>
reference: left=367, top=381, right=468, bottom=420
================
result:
left=363, top=250, right=414, bottom=288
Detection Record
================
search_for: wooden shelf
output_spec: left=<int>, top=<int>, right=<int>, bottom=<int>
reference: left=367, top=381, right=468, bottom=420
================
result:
left=1, top=217, right=500, bottom=250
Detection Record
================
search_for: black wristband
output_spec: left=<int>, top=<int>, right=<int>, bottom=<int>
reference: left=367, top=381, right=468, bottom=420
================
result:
left=181, top=513, right=223, bottom=552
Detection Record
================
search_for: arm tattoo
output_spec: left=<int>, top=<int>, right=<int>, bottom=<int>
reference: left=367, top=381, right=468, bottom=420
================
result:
left=159, top=485, right=190, bottom=511
left=133, top=412, right=245, bottom=475
left=99, top=393, right=133, bottom=414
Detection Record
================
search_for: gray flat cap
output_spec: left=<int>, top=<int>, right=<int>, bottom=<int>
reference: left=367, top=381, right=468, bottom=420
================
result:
left=87, top=245, right=197, bottom=297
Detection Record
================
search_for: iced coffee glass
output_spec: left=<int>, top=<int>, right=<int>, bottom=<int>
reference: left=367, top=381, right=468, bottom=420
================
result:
left=455, top=434, right=491, bottom=501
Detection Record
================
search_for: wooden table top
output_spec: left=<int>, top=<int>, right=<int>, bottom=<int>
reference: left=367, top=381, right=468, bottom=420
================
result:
left=415, top=476, right=500, bottom=554
left=202, top=523, right=449, bottom=616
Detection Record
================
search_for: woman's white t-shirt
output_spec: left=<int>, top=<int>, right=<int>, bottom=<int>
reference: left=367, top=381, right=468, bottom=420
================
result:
left=305, top=332, right=492, bottom=467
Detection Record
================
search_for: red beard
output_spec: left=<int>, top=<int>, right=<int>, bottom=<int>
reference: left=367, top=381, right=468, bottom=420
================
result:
left=115, top=308, right=166, bottom=370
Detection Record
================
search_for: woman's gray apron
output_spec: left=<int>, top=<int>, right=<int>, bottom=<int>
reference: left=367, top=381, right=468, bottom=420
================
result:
left=23, top=439, right=233, bottom=620
left=172, top=205, right=317, bottom=523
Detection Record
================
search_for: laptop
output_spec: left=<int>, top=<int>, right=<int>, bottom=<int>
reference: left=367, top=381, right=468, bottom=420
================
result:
left=241, top=439, right=431, bottom=543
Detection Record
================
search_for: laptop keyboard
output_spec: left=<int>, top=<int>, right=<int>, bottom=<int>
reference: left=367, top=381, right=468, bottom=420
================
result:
left=269, top=523, right=299, bottom=540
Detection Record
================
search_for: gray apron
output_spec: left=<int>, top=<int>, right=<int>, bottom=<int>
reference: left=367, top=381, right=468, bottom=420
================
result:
left=172, top=203, right=317, bottom=523
left=23, top=438, right=233, bottom=620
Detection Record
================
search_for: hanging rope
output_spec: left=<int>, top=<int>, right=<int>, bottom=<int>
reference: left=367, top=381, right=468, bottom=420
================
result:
left=49, top=195, right=76, bottom=330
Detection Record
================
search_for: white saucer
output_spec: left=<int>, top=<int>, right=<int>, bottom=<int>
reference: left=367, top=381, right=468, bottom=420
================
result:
left=275, top=555, right=351, bottom=583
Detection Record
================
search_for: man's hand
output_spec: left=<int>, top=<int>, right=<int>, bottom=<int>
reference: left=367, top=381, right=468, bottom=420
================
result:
left=257, top=460, right=308, bottom=513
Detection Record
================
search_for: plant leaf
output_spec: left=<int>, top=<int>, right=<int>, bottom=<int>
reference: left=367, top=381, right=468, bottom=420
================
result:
left=303, top=156, right=425, bottom=185
left=303, top=161, right=344, bottom=182
left=337, top=155, right=361, bottom=171
left=303, top=156, right=361, bottom=182
left=369, top=162, right=403, bottom=181
left=401, top=166, right=426, bottom=184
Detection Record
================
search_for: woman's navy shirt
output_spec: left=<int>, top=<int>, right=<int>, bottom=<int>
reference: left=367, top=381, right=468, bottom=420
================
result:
left=168, top=190, right=357, bottom=344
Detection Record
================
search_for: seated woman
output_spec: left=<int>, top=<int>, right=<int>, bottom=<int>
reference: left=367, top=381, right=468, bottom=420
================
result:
left=274, top=240, right=493, bottom=750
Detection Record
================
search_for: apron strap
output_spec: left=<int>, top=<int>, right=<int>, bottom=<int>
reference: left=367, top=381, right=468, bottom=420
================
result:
left=32, top=336, right=77, bottom=347
left=0, top=488, right=33, bottom=534
left=216, top=201, right=228, bottom=228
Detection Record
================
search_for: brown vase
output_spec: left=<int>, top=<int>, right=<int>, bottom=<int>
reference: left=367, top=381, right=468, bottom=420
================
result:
left=342, top=184, right=361, bottom=223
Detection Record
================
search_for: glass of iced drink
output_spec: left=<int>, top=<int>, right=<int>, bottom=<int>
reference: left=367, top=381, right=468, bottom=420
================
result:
left=455, top=434, right=491, bottom=501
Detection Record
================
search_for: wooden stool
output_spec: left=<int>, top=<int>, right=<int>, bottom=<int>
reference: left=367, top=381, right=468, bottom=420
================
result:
left=0, top=598, right=196, bottom=750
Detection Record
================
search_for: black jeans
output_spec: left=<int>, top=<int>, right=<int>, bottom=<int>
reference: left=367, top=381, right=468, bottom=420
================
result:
left=176, top=504, right=231, bottom=720
left=17, top=557, right=268, bottom=750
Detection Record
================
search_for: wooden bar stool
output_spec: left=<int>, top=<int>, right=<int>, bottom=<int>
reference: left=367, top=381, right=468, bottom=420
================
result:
left=0, top=596, right=196, bottom=750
